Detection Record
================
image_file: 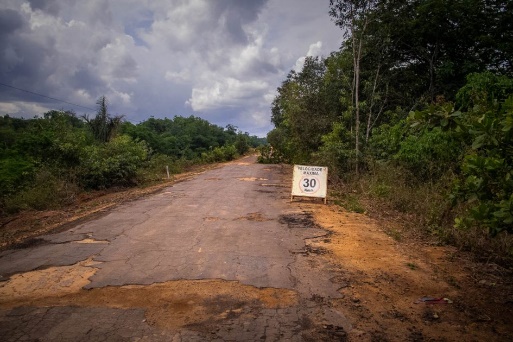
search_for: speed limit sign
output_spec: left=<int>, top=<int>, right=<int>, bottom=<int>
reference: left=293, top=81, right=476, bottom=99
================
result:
left=291, top=165, right=328, bottom=204
left=299, top=176, right=320, bottom=194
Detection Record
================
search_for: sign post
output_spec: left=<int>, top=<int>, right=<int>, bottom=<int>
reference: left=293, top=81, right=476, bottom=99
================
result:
left=291, top=165, right=328, bottom=204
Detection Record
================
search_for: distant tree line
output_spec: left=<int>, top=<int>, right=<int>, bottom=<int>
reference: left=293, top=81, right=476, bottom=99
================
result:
left=265, top=0, right=513, bottom=257
left=0, top=97, right=265, bottom=214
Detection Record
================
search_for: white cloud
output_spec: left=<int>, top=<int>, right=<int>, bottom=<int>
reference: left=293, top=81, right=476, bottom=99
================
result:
left=294, top=41, right=324, bottom=71
left=165, top=69, right=191, bottom=83
left=188, top=78, right=268, bottom=111
left=0, top=101, right=51, bottom=118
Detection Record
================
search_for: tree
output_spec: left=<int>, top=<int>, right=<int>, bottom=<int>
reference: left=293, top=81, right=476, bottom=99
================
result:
left=83, top=96, right=123, bottom=143
left=270, top=57, right=336, bottom=163
left=330, top=0, right=379, bottom=175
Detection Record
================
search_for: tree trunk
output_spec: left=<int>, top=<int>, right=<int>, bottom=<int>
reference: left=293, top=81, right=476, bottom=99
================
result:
left=352, top=32, right=360, bottom=177
left=366, top=64, right=381, bottom=143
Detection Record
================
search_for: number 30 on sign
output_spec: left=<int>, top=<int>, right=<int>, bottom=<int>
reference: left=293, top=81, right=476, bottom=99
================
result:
left=291, top=165, right=328, bottom=204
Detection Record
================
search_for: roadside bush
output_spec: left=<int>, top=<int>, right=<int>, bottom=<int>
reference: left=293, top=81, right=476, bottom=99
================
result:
left=79, top=135, right=148, bottom=189
left=235, top=134, right=250, bottom=155
left=368, top=120, right=407, bottom=160
left=361, top=162, right=452, bottom=223
left=200, top=145, right=238, bottom=163
left=315, top=122, right=354, bottom=182
left=137, top=153, right=180, bottom=183
left=222, top=145, right=238, bottom=161
left=393, top=127, right=461, bottom=182
left=3, top=167, right=80, bottom=213
left=257, top=145, right=285, bottom=164
left=452, top=95, right=513, bottom=236
left=0, top=155, right=35, bottom=196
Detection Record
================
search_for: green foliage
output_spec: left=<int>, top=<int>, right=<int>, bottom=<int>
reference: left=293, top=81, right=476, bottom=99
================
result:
left=234, top=134, right=250, bottom=155
left=368, top=119, right=407, bottom=160
left=452, top=94, right=513, bottom=235
left=121, top=116, right=262, bottom=160
left=3, top=167, right=80, bottom=214
left=333, top=192, right=365, bottom=214
left=136, top=154, right=181, bottom=183
left=456, top=72, right=513, bottom=110
left=394, top=127, right=461, bottom=181
left=0, top=155, right=34, bottom=196
left=257, top=145, right=284, bottom=164
left=201, top=145, right=238, bottom=163
left=269, top=57, right=338, bottom=163
left=0, top=110, right=87, bottom=203
left=78, top=135, right=149, bottom=189
left=266, top=128, right=294, bottom=163
left=315, top=122, right=354, bottom=179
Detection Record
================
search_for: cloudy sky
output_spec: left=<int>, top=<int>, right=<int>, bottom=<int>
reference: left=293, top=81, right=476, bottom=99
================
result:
left=0, top=0, right=343, bottom=136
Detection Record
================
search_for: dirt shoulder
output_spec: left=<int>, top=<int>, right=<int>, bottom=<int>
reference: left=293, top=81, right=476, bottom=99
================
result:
left=300, top=200, right=513, bottom=341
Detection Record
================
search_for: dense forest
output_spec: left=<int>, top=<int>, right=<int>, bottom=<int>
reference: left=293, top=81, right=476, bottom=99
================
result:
left=264, top=0, right=513, bottom=260
left=0, top=96, right=265, bottom=215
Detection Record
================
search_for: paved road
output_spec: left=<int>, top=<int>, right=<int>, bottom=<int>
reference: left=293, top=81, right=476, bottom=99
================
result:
left=0, top=156, right=349, bottom=341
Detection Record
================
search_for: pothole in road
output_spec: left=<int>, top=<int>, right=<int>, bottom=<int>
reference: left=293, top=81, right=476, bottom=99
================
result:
left=0, top=265, right=298, bottom=331
left=0, top=258, right=99, bottom=302
left=8, top=237, right=47, bottom=250
left=72, top=238, right=109, bottom=244
left=205, top=177, right=222, bottom=181
left=234, top=212, right=272, bottom=222
left=204, top=216, right=223, bottom=222
left=305, top=245, right=330, bottom=255
left=260, top=183, right=288, bottom=187
left=279, top=213, right=321, bottom=229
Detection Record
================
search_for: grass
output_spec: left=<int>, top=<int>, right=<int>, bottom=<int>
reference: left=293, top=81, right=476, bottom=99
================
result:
left=406, top=262, right=419, bottom=270
left=329, top=163, right=513, bottom=267
left=333, top=194, right=365, bottom=214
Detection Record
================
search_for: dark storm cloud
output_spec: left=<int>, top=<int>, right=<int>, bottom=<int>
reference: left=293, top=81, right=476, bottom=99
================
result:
left=112, top=55, right=138, bottom=79
left=0, top=9, right=24, bottom=34
left=210, top=0, right=268, bottom=44
left=27, top=0, right=61, bottom=16
left=0, top=37, right=57, bottom=102
left=70, top=66, right=104, bottom=91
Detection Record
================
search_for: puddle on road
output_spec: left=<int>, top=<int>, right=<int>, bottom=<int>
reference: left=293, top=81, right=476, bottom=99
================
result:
left=0, top=263, right=298, bottom=330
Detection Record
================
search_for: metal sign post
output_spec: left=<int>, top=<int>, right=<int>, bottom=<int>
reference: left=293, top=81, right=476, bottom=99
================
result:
left=290, top=165, right=328, bottom=204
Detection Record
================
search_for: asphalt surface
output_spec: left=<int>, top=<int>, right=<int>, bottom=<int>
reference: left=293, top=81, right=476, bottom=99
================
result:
left=0, top=155, right=350, bottom=341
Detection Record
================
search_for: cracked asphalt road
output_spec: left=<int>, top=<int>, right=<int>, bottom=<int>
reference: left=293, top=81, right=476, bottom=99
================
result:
left=0, top=155, right=350, bottom=341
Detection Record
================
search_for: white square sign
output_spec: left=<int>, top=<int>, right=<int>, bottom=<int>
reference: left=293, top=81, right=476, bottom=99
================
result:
left=291, top=165, right=328, bottom=203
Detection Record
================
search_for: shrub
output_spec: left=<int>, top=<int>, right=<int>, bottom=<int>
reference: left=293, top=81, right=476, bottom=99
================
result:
left=137, top=154, right=180, bottom=183
left=4, top=167, right=79, bottom=213
left=79, top=135, right=148, bottom=189
left=0, top=155, right=34, bottom=196
left=394, top=127, right=461, bottom=182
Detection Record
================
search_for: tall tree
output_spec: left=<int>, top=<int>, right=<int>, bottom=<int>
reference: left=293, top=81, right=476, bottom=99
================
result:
left=83, top=96, right=123, bottom=143
left=270, top=57, right=335, bottom=163
left=330, top=0, right=378, bottom=175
